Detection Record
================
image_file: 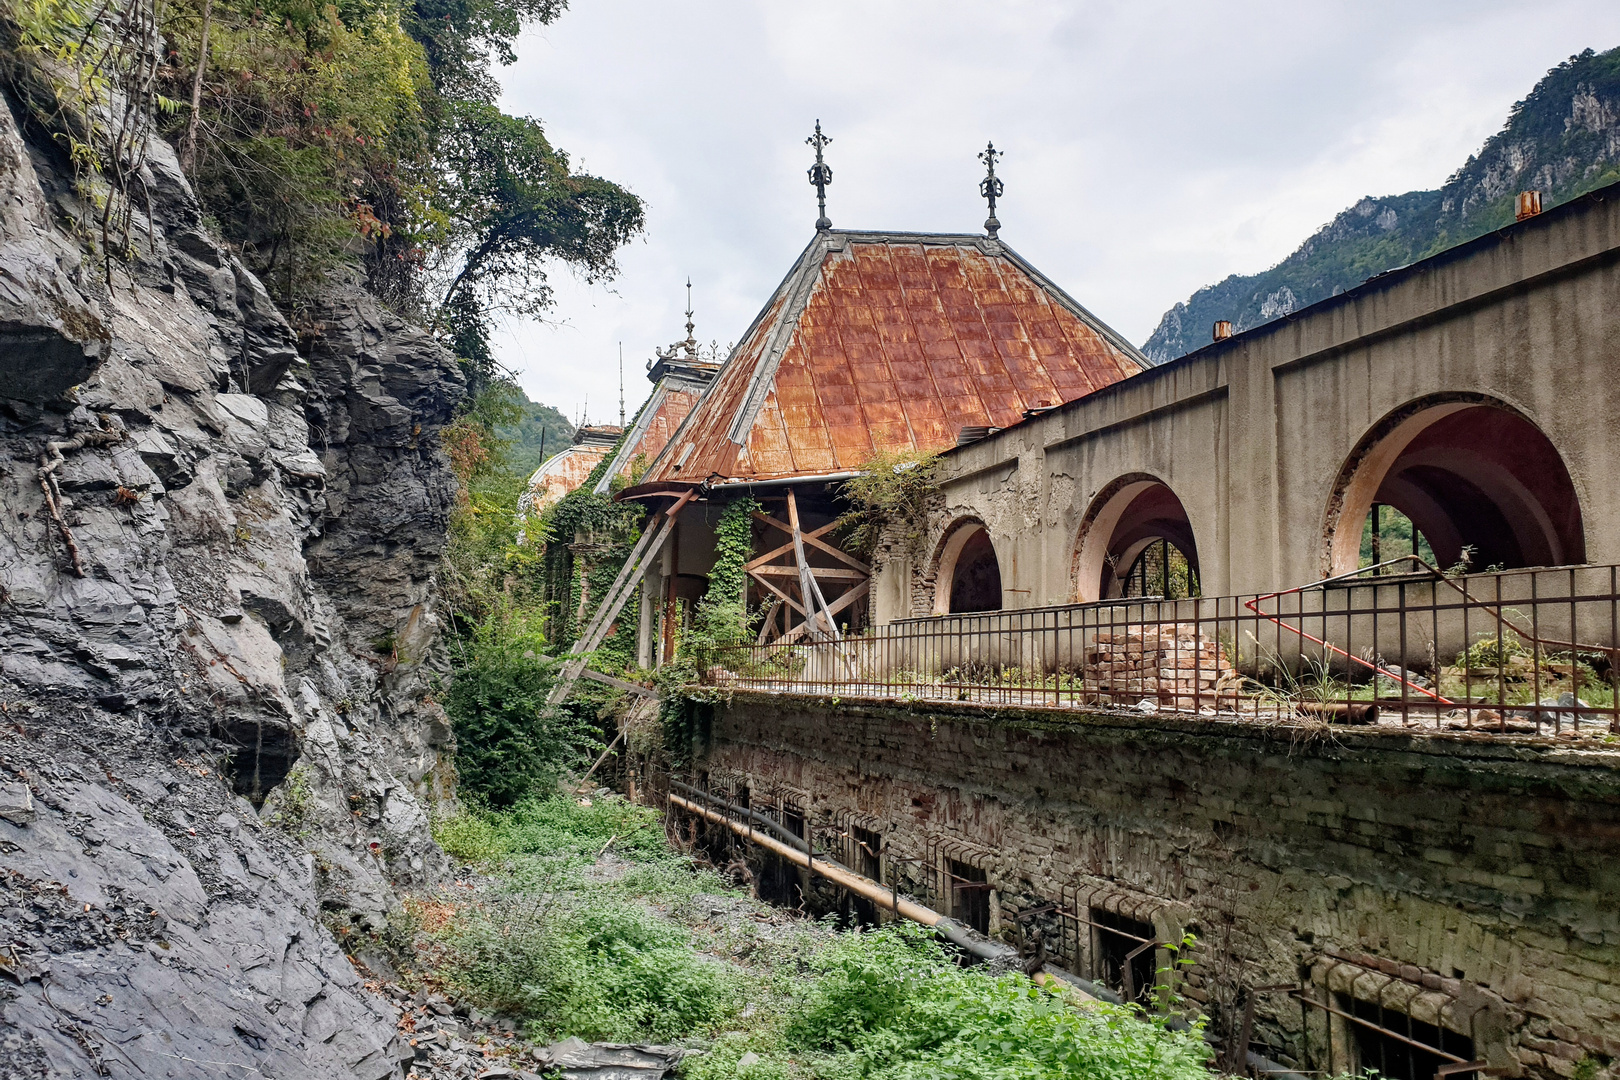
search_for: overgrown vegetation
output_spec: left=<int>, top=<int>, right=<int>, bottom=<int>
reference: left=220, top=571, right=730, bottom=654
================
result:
left=7, top=0, right=644, bottom=370
left=836, top=449, right=941, bottom=561
left=422, top=797, right=1215, bottom=1079
left=679, top=496, right=759, bottom=672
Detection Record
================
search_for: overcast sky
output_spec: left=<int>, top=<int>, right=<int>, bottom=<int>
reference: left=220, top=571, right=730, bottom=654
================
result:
left=491, top=2, right=1620, bottom=426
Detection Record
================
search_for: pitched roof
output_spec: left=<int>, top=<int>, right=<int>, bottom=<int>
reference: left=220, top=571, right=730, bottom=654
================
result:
left=633, top=230, right=1151, bottom=487
left=520, top=424, right=622, bottom=512
left=591, top=356, right=718, bottom=495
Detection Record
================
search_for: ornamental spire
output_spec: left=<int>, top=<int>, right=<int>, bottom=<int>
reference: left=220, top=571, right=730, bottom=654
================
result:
left=806, top=120, right=833, bottom=231
left=684, top=277, right=695, bottom=351
left=978, top=140, right=1004, bottom=239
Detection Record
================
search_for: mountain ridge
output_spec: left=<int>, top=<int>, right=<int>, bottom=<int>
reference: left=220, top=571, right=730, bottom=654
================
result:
left=1142, top=46, right=1620, bottom=362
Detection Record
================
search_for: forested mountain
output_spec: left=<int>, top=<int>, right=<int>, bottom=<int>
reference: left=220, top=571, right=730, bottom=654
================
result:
left=1142, top=46, right=1620, bottom=362
left=499, top=392, right=576, bottom=473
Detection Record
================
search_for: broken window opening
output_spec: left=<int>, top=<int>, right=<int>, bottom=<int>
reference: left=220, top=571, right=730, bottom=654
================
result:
left=948, top=858, right=991, bottom=934
left=853, top=825, right=882, bottom=881
left=1089, top=906, right=1157, bottom=1005
left=781, top=806, right=806, bottom=841
left=1342, top=996, right=1476, bottom=1080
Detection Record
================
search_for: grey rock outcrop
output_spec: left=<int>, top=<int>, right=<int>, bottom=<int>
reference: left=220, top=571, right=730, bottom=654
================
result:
left=0, top=60, right=464, bottom=1079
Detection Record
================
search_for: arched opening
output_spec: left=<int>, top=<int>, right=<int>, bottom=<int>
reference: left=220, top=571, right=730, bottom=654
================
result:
left=1327, top=399, right=1584, bottom=576
left=933, top=520, right=1003, bottom=615
left=1074, top=476, right=1202, bottom=603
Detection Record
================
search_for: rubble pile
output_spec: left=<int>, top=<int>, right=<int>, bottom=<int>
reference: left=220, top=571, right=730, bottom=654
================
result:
left=1082, top=624, right=1240, bottom=708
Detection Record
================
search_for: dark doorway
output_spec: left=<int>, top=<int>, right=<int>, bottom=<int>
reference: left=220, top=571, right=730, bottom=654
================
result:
left=1344, top=996, right=1475, bottom=1080
left=850, top=826, right=883, bottom=926
left=949, top=859, right=990, bottom=934
left=1090, top=907, right=1157, bottom=1004
left=949, top=530, right=1003, bottom=614
left=757, top=805, right=806, bottom=906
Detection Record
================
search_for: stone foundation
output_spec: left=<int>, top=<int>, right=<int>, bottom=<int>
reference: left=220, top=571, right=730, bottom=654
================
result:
left=681, top=692, right=1620, bottom=1080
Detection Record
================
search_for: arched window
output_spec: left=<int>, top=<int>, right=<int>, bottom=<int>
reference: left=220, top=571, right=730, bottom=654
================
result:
left=1074, top=477, right=1202, bottom=603
left=932, top=520, right=1003, bottom=615
left=1327, top=399, right=1584, bottom=576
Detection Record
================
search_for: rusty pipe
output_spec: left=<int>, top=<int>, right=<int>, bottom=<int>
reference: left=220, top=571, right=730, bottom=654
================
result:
left=668, top=792, right=1309, bottom=1080
left=670, top=788, right=1037, bottom=968
left=670, top=792, right=949, bottom=928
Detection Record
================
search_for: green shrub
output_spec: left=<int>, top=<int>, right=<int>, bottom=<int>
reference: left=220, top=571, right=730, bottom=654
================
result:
left=772, top=923, right=1212, bottom=1080
left=439, top=891, right=738, bottom=1041
left=445, top=606, right=595, bottom=807
left=431, top=808, right=506, bottom=864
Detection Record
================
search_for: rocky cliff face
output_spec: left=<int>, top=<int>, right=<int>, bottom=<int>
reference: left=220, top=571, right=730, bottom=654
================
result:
left=1143, top=45, right=1620, bottom=362
left=0, top=66, right=464, bottom=1078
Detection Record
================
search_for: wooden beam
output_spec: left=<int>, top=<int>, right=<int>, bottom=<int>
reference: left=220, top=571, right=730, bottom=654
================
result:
left=751, top=512, right=868, bottom=573
left=786, top=488, right=838, bottom=640
left=748, top=565, right=867, bottom=581
left=748, top=514, right=834, bottom=564
left=756, top=598, right=783, bottom=645
left=753, top=512, right=836, bottom=540
left=579, top=669, right=657, bottom=698
left=746, top=570, right=808, bottom=617
left=779, top=578, right=869, bottom=645
left=547, top=488, right=696, bottom=708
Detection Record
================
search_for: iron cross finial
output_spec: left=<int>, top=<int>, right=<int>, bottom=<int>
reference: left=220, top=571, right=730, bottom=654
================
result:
left=806, top=120, right=833, bottom=231
left=979, top=140, right=1004, bottom=239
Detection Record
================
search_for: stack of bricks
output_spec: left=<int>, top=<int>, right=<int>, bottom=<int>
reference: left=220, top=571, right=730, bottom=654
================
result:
left=1082, top=623, right=1237, bottom=709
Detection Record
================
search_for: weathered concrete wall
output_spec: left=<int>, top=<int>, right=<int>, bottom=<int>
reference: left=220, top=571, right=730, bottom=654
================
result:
left=875, top=183, right=1620, bottom=617
left=689, top=691, right=1620, bottom=1078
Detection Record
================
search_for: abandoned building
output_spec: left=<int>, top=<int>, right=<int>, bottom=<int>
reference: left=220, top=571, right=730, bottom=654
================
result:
left=520, top=422, right=623, bottom=513
left=557, top=141, right=1620, bottom=1078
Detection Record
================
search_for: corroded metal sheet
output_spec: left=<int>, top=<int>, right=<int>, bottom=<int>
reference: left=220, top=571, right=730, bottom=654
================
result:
left=525, top=445, right=611, bottom=510
left=627, top=386, right=701, bottom=470
left=641, top=233, right=1145, bottom=485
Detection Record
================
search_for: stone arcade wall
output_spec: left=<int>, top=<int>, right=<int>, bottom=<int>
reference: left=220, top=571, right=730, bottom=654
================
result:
left=870, top=181, right=1620, bottom=620
left=688, top=692, right=1620, bottom=1079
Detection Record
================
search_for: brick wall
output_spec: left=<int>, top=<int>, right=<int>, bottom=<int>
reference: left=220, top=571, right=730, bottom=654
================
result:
left=685, top=692, right=1620, bottom=1079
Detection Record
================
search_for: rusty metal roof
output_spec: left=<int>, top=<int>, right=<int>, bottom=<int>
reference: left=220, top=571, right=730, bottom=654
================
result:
left=635, top=231, right=1150, bottom=487
left=592, top=358, right=718, bottom=495
left=522, top=426, right=622, bottom=511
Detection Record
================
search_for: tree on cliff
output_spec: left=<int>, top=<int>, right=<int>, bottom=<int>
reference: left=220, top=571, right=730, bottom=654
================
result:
left=153, top=0, right=643, bottom=370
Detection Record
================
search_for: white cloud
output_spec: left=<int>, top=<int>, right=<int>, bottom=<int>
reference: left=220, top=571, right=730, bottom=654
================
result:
left=490, top=1, right=1620, bottom=422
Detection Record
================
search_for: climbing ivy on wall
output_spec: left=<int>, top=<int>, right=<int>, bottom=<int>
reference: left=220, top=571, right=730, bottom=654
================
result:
left=538, top=444, right=646, bottom=663
left=685, top=497, right=758, bottom=667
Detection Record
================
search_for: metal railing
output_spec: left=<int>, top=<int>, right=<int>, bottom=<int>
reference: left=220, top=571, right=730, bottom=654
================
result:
left=706, top=559, right=1620, bottom=737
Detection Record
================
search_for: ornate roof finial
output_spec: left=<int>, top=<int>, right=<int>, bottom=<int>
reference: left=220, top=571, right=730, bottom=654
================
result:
left=654, top=278, right=702, bottom=363
left=979, top=140, right=1004, bottom=240
left=683, top=277, right=696, bottom=355
left=806, top=120, right=833, bottom=231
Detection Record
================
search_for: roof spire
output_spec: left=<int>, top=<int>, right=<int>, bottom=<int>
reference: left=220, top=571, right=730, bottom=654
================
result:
left=618, top=343, right=625, bottom=427
left=683, top=277, right=696, bottom=356
left=806, top=120, right=833, bottom=231
left=978, top=140, right=1004, bottom=240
